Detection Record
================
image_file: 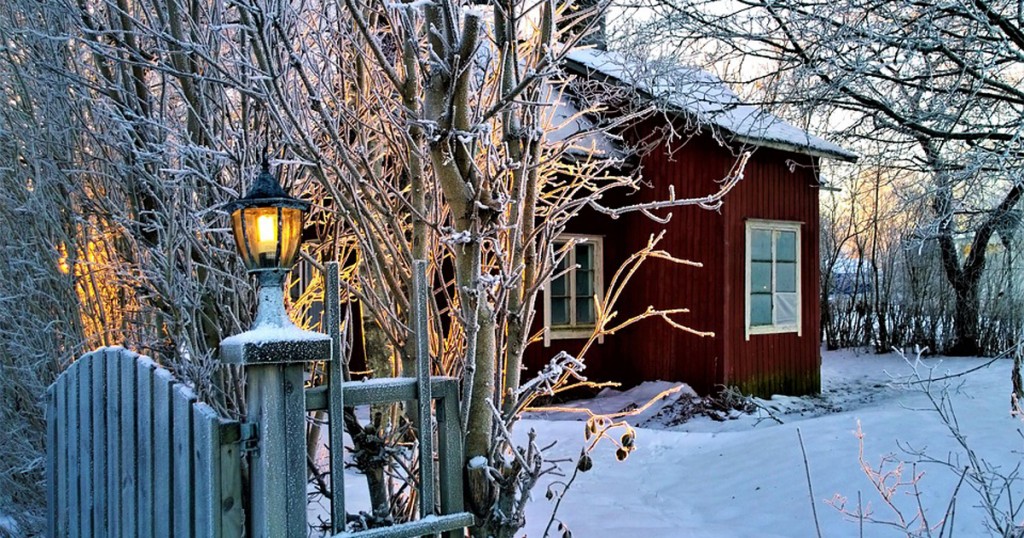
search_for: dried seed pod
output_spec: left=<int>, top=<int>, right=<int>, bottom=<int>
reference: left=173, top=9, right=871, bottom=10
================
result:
left=621, top=431, right=635, bottom=448
left=615, top=447, right=629, bottom=461
left=577, top=453, right=593, bottom=472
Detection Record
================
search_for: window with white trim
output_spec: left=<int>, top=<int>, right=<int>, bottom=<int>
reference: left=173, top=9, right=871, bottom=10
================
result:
left=544, top=235, right=604, bottom=343
left=746, top=220, right=801, bottom=337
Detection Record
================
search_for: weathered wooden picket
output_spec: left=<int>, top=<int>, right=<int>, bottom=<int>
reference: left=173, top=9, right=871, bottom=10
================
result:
left=46, top=347, right=244, bottom=538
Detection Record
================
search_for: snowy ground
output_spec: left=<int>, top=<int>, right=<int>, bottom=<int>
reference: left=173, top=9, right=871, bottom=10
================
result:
left=320, top=348, right=1024, bottom=537
left=519, top=349, right=1023, bottom=537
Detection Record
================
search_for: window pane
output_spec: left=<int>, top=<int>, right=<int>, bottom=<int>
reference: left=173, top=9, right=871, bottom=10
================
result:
left=551, top=297, right=569, bottom=325
left=554, top=242, right=568, bottom=271
left=576, top=269, right=594, bottom=296
left=751, top=230, right=772, bottom=261
left=776, top=231, right=797, bottom=262
left=750, top=294, right=772, bottom=326
left=775, top=293, right=798, bottom=325
left=776, top=262, right=797, bottom=293
left=576, top=243, right=593, bottom=271
left=576, top=297, right=595, bottom=325
left=551, top=273, right=567, bottom=296
left=750, top=262, right=772, bottom=293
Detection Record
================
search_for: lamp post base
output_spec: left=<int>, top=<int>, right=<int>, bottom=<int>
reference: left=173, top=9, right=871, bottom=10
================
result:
left=220, top=336, right=331, bottom=365
left=219, top=281, right=331, bottom=538
left=219, top=282, right=331, bottom=365
left=246, top=363, right=308, bottom=538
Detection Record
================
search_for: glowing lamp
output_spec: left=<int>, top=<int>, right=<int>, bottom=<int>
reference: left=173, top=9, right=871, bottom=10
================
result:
left=224, top=160, right=309, bottom=277
left=220, top=159, right=329, bottom=366
left=218, top=160, right=329, bottom=523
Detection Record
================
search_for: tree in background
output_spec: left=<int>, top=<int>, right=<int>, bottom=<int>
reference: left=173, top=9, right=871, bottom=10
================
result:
left=621, top=0, right=1024, bottom=355
left=0, top=0, right=740, bottom=534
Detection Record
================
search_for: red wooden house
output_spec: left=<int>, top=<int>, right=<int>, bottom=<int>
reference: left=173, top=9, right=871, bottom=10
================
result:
left=523, top=49, right=857, bottom=397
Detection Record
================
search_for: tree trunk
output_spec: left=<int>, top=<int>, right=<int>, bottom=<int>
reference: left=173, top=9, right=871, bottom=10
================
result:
left=821, top=288, right=837, bottom=350
left=948, top=276, right=981, bottom=356
left=1012, top=343, right=1024, bottom=412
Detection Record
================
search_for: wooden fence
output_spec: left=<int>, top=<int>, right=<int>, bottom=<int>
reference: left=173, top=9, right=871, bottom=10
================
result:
left=44, top=262, right=471, bottom=537
left=46, top=347, right=244, bottom=538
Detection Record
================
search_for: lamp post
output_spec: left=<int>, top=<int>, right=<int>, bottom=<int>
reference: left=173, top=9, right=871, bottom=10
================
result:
left=220, top=160, right=330, bottom=538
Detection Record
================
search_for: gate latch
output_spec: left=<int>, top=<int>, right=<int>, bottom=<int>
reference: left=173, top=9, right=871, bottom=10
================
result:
left=239, top=422, right=259, bottom=455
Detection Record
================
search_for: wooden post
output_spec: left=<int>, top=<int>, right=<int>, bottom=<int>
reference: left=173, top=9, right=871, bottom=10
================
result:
left=220, top=274, right=331, bottom=538
left=325, top=261, right=348, bottom=534
left=246, top=364, right=309, bottom=537
left=412, top=260, right=435, bottom=517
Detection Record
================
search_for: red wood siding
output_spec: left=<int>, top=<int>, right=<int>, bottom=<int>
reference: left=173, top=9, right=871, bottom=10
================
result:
left=524, top=127, right=823, bottom=397
left=610, top=135, right=728, bottom=393
left=722, top=149, right=821, bottom=396
left=524, top=133, right=731, bottom=393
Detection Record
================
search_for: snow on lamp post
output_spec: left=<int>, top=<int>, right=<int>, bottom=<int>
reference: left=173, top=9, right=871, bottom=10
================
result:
left=219, top=159, right=330, bottom=538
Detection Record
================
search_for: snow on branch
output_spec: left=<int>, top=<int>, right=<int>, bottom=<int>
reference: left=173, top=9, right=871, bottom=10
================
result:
left=515, top=350, right=586, bottom=400
left=588, top=151, right=751, bottom=221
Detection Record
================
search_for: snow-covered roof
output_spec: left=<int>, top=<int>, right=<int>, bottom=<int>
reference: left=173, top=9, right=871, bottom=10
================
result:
left=564, top=48, right=858, bottom=162
left=471, top=31, right=623, bottom=162
left=539, top=81, right=624, bottom=159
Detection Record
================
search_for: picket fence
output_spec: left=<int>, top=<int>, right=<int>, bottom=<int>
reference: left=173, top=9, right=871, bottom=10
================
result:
left=45, top=347, right=244, bottom=538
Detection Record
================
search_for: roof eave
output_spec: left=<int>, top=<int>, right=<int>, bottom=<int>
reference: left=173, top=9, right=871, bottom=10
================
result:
left=729, top=134, right=859, bottom=163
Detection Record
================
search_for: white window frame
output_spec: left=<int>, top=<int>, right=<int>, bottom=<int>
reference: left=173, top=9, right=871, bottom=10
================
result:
left=745, top=220, right=802, bottom=339
left=543, top=234, right=605, bottom=346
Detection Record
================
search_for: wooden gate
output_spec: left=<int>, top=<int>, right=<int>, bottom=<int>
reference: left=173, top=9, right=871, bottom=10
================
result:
left=45, top=347, right=244, bottom=538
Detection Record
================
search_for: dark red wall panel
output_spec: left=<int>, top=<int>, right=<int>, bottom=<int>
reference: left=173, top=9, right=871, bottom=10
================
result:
left=523, top=126, right=822, bottom=397
left=721, top=149, right=822, bottom=396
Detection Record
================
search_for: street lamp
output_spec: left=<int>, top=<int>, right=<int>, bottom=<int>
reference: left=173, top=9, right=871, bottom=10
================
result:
left=220, top=159, right=330, bottom=363
left=219, top=159, right=330, bottom=538
left=225, top=158, right=306, bottom=276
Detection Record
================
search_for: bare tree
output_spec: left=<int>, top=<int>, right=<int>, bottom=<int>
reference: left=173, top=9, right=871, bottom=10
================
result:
left=0, top=0, right=749, bottom=534
left=623, top=0, right=1024, bottom=355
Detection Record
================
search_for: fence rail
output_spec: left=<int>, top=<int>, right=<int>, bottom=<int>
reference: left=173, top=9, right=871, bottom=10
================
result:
left=46, top=347, right=244, bottom=538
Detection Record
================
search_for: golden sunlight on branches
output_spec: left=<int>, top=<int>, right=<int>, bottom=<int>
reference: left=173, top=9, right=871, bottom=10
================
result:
left=60, top=228, right=133, bottom=351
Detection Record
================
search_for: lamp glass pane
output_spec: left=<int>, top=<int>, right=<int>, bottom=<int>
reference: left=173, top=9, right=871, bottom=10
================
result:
left=230, top=209, right=252, bottom=267
left=231, top=206, right=303, bottom=270
left=278, top=207, right=303, bottom=268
